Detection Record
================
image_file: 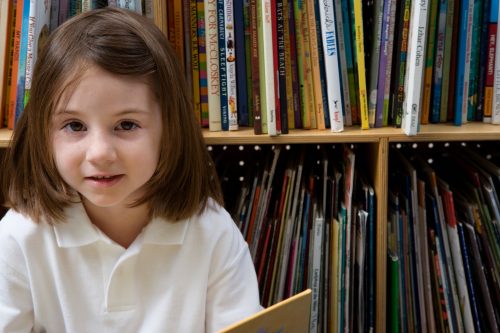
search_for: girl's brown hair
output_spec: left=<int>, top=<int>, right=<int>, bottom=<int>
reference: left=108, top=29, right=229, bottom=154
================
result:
left=2, top=7, right=223, bottom=223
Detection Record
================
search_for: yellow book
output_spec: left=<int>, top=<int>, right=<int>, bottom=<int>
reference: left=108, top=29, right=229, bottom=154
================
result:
left=352, top=0, right=369, bottom=129
left=189, top=0, right=200, bottom=123
left=300, top=1, right=316, bottom=129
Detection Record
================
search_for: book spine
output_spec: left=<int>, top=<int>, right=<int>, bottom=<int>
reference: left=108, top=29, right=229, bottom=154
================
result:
left=483, top=0, right=498, bottom=122
left=333, top=0, right=352, bottom=126
left=439, top=0, right=456, bottom=122
left=300, top=0, right=316, bottom=129
left=217, top=0, right=228, bottom=130
left=13, top=0, right=32, bottom=126
left=293, top=0, right=308, bottom=128
left=288, top=0, right=302, bottom=129
left=249, top=0, right=262, bottom=133
left=224, top=0, right=238, bottom=130
left=492, top=0, right=500, bottom=122
left=421, top=0, right=439, bottom=125
left=375, top=0, right=395, bottom=127
left=467, top=0, right=482, bottom=121
left=367, top=0, right=384, bottom=128
left=318, top=0, right=344, bottom=132
left=351, top=0, right=369, bottom=129
left=306, top=0, right=325, bottom=130
left=197, top=0, right=209, bottom=127
left=475, top=0, right=492, bottom=121
left=276, top=0, right=288, bottom=133
left=190, top=0, right=201, bottom=124
left=283, top=0, right=294, bottom=130
left=234, top=0, right=249, bottom=126
left=270, top=0, right=281, bottom=134
left=454, top=0, right=474, bottom=125
left=205, top=0, right=222, bottom=131
left=430, top=0, right=448, bottom=123
left=258, top=0, right=277, bottom=135
left=402, top=0, right=429, bottom=135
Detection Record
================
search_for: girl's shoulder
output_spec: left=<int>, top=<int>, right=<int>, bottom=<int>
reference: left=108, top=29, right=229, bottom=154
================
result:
left=0, top=209, right=52, bottom=248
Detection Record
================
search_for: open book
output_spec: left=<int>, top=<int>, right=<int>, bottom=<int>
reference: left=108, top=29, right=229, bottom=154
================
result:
left=218, top=289, right=312, bottom=333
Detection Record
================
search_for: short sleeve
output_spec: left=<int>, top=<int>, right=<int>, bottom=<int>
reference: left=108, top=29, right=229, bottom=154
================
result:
left=205, top=221, right=262, bottom=333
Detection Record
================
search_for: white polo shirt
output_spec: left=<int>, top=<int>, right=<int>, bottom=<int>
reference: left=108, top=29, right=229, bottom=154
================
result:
left=0, top=201, right=262, bottom=332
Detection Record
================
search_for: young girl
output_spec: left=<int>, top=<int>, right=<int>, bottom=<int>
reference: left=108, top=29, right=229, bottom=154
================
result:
left=0, top=7, right=261, bottom=332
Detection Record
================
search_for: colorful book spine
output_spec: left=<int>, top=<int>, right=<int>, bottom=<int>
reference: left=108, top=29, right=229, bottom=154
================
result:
left=234, top=0, right=249, bottom=126
left=189, top=0, right=201, bottom=123
left=224, top=0, right=238, bottom=130
left=270, top=0, right=281, bottom=134
left=318, top=0, right=344, bottom=132
left=483, top=0, right=498, bottom=122
left=249, top=0, right=262, bottom=133
left=492, top=0, right=500, bottom=123
left=402, top=0, right=430, bottom=135
left=205, top=0, right=222, bottom=131
left=13, top=0, right=31, bottom=127
left=300, top=0, right=316, bottom=129
left=351, top=0, right=369, bottom=129
left=475, top=0, right=492, bottom=121
left=197, top=0, right=209, bottom=127
left=375, top=0, right=396, bottom=127
left=283, top=0, right=294, bottom=130
left=276, top=0, right=288, bottom=133
left=0, top=0, right=13, bottom=126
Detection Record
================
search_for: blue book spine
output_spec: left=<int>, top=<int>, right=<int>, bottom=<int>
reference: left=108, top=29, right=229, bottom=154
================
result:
left=454, top=0, right=469, bottom=125
left=234, top=0, right=249, bottom=126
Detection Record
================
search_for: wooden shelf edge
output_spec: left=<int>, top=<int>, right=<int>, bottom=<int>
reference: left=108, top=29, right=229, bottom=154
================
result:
left=203, top=123, right=500, bottom=144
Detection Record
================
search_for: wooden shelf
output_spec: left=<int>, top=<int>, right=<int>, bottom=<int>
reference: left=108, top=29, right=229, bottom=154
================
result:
left=203, top=122, right=500, bottom=145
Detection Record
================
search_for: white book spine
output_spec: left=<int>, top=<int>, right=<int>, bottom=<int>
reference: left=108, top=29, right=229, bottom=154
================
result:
left=402, top=0, right=430, bottom=135
left=319, top=0, right=344, bottom=132
left=309, top=209, right=324, bottom=333
left=259, top=0, right=277, bottom=135
left=205, top=0, right=222, bottom=131
left=492, top=0, right=500, bottom=123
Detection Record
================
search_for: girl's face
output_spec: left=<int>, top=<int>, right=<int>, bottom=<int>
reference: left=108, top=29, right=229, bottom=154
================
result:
left=51, top=66, right=163, bottom=210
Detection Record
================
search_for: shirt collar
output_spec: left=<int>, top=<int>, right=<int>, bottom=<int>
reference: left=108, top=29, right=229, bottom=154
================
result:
left=53, top=203, right=190, bottom=248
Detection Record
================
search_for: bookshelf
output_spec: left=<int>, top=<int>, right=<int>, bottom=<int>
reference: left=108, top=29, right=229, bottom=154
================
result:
left=0, top=123, right=498, bottom=332
left=205, top=122, right=500, bottom=333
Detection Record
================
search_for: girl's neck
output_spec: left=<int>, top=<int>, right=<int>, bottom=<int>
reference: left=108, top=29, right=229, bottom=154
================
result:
left=82, top=200, right=152, bottom=249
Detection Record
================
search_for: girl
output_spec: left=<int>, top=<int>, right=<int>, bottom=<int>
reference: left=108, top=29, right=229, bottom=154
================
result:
left=0, top=7, right=261, bottom=332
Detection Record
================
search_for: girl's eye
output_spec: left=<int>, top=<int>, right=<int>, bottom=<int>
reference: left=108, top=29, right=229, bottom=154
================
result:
left=117, top=121, right=138, bottom=131
left=63, top=121, right=85, bottom=132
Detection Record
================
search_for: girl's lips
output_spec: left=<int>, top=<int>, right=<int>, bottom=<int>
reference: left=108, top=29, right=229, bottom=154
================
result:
left=85, top=174, right=124, bottom=187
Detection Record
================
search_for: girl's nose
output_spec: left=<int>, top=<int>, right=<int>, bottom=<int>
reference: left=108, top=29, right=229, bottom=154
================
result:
left=85, top=131, right=117, bottom=165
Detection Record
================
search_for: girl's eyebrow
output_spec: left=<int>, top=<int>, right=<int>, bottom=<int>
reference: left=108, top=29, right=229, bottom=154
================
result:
left=54, top=108, right=150, bottom=116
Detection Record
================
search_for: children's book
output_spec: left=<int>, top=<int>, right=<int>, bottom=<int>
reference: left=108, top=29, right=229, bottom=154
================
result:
left=218, top=289, right=312, bottom=333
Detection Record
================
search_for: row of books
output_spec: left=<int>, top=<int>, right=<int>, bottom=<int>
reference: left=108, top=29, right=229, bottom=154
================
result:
left=0, top=0, right=146, bottom=129
left=209, top=143, right=377, bottom=333
left=161, top=0, right=500, bottom=135
left=388, top=142, right=500, bottom=332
